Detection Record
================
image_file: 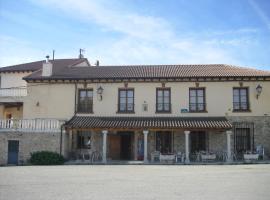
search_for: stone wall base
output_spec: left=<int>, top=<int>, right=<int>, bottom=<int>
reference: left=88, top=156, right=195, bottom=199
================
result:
left=0, top=131, right=62, bottom=165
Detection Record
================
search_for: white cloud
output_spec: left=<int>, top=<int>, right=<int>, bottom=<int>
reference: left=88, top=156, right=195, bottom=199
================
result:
left=248, top=0, right=270, bottom=31
left=0, top=0, right=261, bottom=67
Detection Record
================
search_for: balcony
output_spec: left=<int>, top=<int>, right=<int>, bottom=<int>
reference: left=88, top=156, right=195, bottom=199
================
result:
left=0, top=118, right=65, bottom=132
left=0, top=88, right=27, bottom=97
left=76, top=102, right=93, bottom=113
left=189, top=103, right=207, bottom=112
left=156, top=103, right=171, bottom=113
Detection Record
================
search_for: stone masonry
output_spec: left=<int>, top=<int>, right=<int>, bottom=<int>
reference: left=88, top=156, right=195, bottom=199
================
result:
left=0, top=131, right=62, bottom=165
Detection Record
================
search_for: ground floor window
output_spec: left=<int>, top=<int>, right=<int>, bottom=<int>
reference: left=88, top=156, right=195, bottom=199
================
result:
left=156, top=131, right=173, bottom=154
left=233, top=122, right=254, bottom=154
left=234, top=128, right=253, bottom=153
left=190, top=131, right=208, bottom=153
left=76, top=131, right=92, bottom=149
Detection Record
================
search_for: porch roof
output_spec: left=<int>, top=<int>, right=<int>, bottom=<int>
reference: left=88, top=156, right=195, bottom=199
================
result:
left=65, top=116, right=232, bottom=130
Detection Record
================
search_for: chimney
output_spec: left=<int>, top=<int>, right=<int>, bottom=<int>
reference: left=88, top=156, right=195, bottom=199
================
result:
left=42, top=55, right=53, bottom=76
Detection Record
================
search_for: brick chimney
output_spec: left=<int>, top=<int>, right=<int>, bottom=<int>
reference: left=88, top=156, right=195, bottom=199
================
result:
left=42, top=55, right=53, bottom=76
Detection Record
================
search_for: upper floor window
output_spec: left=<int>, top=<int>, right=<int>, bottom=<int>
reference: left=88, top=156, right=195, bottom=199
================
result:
left=156, top=88, right=171, bottom=113
left=77, top=89, right=93, bottom=113
left=189, top=88, right=206, bottom=112
left=233, top=88, right=249, bottom=111
left=118, top=88, right=134, bottom=113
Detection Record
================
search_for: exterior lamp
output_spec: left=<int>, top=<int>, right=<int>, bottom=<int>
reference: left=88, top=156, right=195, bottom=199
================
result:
left=97, top=86, right=104, bottom=101
left=256, top=84, right=262, bottom=99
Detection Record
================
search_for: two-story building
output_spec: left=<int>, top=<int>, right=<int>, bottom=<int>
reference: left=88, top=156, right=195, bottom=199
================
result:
left=0, top=57, right=270, bottom=165
left=0, top=58, right=90, bottom=165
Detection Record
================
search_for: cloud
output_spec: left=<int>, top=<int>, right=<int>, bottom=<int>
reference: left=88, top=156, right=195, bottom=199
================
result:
left=248, top=0, right=270, bottom=31
left=0, top=0, right=262, bottom=67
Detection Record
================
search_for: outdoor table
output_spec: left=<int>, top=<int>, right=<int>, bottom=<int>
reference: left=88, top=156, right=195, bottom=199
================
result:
left=160, top=154, right=175, bottom=163
left=201, top=154, right=216, bottom=162
left=244, top=153, right=259, bottom=161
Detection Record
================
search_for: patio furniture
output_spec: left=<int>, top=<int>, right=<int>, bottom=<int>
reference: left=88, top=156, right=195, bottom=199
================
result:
left=151, top=151, right=160, bottom=162
left=200, top=152, right=216, bottom=162
left=175, top=152, right=184, bottom=163
left=256, top=145, right=264, bottom=160
left=244, top=153, right=259, bottom=161
left=160, top=154, right=175, bottom=164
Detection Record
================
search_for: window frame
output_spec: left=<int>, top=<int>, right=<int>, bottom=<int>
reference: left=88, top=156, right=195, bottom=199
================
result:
left=189, top=87, right=206, bottom=112
left=234, top=128, right=253, bottom=153
left=156, top=88, right=171, bottom=113
left=117, top=88, right=135, bottom=113
left=233, top=87, right=250, bottom=112
left=77, top=89, right=94, bottom=113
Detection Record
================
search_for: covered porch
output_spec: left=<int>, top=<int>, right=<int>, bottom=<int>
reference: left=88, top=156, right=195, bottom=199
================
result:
left=64, top=116, right=235, bottom=164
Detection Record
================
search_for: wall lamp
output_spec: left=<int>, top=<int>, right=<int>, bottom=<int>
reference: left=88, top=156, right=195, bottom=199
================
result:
left=256, top=84, right=262, bottom=99
left=97, top=86, right=104, bottom=101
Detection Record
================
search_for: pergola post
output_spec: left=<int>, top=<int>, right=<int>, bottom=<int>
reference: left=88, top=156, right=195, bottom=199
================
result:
left=143, top=130, right=149, bottom=163
left=102, top=130, right=108, bottom=164
left=184, top=130, right=190, bottom=164
left=68, top=130, right=73, bottom=152
left=226, top=130, right=232, bottom=163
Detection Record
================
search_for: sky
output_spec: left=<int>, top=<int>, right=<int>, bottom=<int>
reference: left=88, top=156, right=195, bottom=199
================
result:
left=0, top=0, right=270, bottom=70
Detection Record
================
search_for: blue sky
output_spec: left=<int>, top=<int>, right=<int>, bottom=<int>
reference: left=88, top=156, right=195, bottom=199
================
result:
left=0, top=0, right=270, bottom=70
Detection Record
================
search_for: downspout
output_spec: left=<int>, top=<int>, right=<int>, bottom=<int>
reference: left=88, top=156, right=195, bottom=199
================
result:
left=59, top=124, right=64, bottom=156
left=74, top=83, right=77, bottom=115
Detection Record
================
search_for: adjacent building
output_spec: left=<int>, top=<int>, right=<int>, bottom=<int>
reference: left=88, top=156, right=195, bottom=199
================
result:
left=0, top=57, right=270, bottom=165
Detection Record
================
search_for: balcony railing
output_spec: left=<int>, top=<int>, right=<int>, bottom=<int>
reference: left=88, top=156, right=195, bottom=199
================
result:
left=0, top=88, right=27, bottom=97
left=233, top=102, right=250, bottom=111
left=118, top=103, right=135, bottom=113
left=0, top=119, right=65, bottom=132
left=156, top=103, right=171, bottom=113
left=76, top=102, right=93, bottom=113
left=189, top=103, right=206, bottom=112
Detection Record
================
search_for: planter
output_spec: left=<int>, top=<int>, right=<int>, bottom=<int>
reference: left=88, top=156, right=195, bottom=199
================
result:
left=201, top=154, right=216, bottom=161
left=160, top=154, right=175, bottom=163
left=244, top=154, right=259, bottom=160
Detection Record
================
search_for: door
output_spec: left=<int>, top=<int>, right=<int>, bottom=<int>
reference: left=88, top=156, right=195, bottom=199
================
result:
left=108, top=135, right=121, bottom=160
left=121, top=134, right=132, bottom=160
left=8, top=140, right=19, bottom=165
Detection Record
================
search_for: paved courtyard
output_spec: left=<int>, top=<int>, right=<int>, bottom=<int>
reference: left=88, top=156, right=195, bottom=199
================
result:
left=0, top=164, right=269, bottom=200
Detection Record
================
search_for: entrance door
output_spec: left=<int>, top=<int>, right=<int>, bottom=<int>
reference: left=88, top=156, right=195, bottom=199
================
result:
left=8, top=140, right=19, bottom=165
left=108, top=135, right=121, bottom=160
left=121, top=134, right=132, bottom=160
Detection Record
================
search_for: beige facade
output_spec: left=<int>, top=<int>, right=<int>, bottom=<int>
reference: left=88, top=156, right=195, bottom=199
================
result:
left=24, top=81, right=270, bottom=118
left=0, top=72, right=30, bottom=88
left=0, top=72, right=29, bottom=119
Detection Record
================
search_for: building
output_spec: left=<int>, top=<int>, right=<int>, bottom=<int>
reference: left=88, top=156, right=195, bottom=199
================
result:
left=0, top=57, right=270, bottom=165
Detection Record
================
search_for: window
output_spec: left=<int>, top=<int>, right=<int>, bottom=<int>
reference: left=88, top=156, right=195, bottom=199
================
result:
left=234, top=128, right=253, bottom=153
left=190, top=131, right=208, bottom=153
left=77, top=131, right=91, bottom=149
left=189, top=88, right=206, bottom=112
left=156, top=131, right=173, bottom=154
left=118, top=89, right=134, bottom=112
left=77, top=89, right=93, bottom=113
left=156, top=88, right=171, bottom=112
left=233, top=88, right=249, bottom=111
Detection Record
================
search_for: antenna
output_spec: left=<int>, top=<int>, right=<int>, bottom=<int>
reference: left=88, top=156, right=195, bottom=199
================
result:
left=95, top=60, right=100, bottom=66
left=79, top=48, right=85, bottom=58
left=52, top=50, right=55, bottom=60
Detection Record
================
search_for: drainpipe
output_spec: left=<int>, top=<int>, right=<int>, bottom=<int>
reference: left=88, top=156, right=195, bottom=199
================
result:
left=59, top=124, right=64, bottom=156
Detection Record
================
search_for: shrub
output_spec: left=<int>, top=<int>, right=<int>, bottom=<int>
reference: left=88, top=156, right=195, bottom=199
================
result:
left=30, top=151, right=64, bottom=165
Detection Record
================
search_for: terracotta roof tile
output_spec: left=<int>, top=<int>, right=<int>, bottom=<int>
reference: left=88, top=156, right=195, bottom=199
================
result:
left=65, top=116, right=232, bottom=129
left=0, top=58, right=88, bottom=73
left=24, top=64, right=270, bottom=81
